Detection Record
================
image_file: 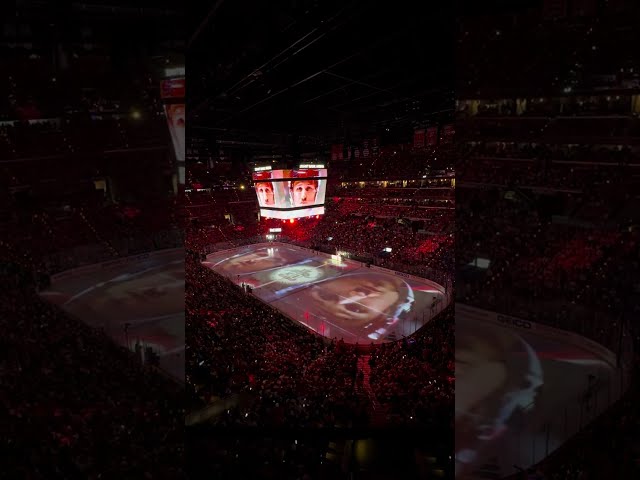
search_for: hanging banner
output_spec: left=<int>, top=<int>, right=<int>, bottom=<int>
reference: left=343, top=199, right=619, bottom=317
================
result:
left=160, top=76, right=185, bottom=186
left=331, top=144, right=343, bottom=161
left=163, top=104, right=185, bottom=162
left=426, top=127, right=438, bottom=145
left=160, top=78, right=185, bottom=99
left=441, top=124, right=455, bottom=144
left=414, top=128, right=425, bottom=148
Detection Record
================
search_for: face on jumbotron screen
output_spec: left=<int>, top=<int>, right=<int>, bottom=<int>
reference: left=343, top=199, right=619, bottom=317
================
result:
left=252, top=169, right=327, bottom=220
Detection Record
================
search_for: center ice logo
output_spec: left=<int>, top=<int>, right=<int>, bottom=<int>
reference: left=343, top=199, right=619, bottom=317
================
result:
left=270, top=266, right=321, bottom=285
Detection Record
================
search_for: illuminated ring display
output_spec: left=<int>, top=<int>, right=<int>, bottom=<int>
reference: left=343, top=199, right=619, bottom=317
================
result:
left=270, top=266, right=322, bottom=285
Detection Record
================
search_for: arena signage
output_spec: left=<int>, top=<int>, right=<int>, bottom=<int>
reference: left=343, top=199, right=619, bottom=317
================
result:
left=458, top=303, right=618, bottom=368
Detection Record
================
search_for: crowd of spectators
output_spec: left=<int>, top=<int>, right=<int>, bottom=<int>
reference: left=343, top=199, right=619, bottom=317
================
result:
left=183, top=161, right=456, bottom=433
left=0, top=116, right=168, bottom=159
left=505, top=356, right=640, bottom=480
left=1, top=193, right=184, bottom=478
left=184, top=182, right=455, bottom=283
left=369, top=306, right=454, bottom=427
left=185, top=249, right=454, bottom=429
left=328, top=196, right=452, bottom=222
left=457, top=4, right=640, bottom=475
left=1, top=259, right=184, bottom=479
left=183, top=189, right=257, bottom=230
left=2, top=198, right=181, bottom=277
left=458, top=153, right=638, bottom=353
left=187, top=431, right=344, bottom=480
left=330, top=184, right=453, bottom=201
left=329, top=144, right=454, bottom=182
left=457, top=184, right=639, bottom=477
left=186, top=252, right=368, bottom=427
left=187, top=426, right=451, bottom=480
left=1, top=157, right=184, bottom=476
left=458, top=138, right=637, bottom=192
left=280, top=208, right=454, bottom=281
left=456, top=1, right=640, bottom=348
left=1, top=11, right=187, bottom=477
left=458, top=187, right=638, bottom=352
left=458, top=116, right=640, bottom=142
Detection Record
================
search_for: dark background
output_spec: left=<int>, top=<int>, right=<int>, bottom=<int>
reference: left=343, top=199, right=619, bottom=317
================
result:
left=187, top=0, right=454, bottom=158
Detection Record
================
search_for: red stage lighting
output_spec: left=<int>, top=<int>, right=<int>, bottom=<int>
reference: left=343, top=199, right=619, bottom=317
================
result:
left=290, top=218, right=295, bottom=223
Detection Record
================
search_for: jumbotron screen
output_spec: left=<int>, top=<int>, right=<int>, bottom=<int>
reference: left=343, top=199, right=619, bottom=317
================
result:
left=252, top=168, right=327, bottom=219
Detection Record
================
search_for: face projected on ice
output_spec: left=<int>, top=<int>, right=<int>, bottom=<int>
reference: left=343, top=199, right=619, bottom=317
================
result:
left=455, top=330, right=511, bottom=477
left=224, top=250, right=283, bottom=274
left=290, top=180, right=318, bottom=206
left=87, top=267, right=184, bottom=317
left=310, top=274, right=403, bottom=327
left=455, top=334, right=508, bottom=419
left=255, top=182, right=275, bottom=206
left=455, top=327, right=543, bottom=477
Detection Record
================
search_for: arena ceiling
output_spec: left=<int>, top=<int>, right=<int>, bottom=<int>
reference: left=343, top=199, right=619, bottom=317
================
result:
left=6, top=1, right=185, bottom=71
left=187, top=0, right=454, bottom=146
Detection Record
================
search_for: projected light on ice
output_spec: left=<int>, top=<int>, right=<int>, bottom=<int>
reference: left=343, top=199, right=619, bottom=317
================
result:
left=205, top=243, right=451, bottom=345
left=270, top=266, right=321, bottom=285
left=330, top=254, right=346, bottom=267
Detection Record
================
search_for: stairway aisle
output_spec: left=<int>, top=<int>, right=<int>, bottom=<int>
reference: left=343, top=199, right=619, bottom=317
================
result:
left=356, top=355, right=388, bottom=426
left=77, top=209, right=119, bottom=257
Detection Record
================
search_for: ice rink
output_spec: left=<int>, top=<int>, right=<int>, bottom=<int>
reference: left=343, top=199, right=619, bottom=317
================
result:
left=204, top=242, right=449, bottom=344
left=40, top=249, right=185, bottom=382
left=455, top=304, right=625, bottom=479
